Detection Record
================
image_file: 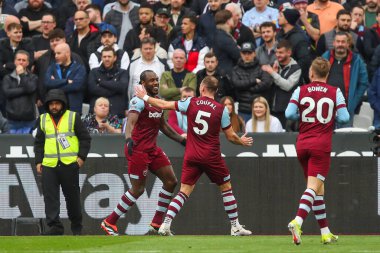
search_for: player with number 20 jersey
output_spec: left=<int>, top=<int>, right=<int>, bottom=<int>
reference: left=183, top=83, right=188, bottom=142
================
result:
left=285, top=58, right=349, bottom=246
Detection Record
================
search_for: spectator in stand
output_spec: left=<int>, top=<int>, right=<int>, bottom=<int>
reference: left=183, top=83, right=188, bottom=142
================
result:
left=0, top=0, right=18, bottom=38
left=32, top=13, right=56, bottom=60
left=322, top=32, right=368, bottom=128
left=191, top=0, right=208, bottom=15
left=85, top=4, right=115, bottom=33
left=245, top=96, right=283, bottom=133
left=128, top=37, right=168, bottom=100
left=88, top=26, right=130, bottom=70
left=316, top=9, right=361, bottom=56
left=261, top=40, right=302, bottom=129
left=64, top=0, right=90, bottom=38
left=159, top=49, right=197, bottom=101
left=307, top=0, right=343, bottom=35
left=130, top=25, right=168, bottom=60
left=242, top=0, right=279, bottom=46
left=153, top=0, right=171, bottom=13
left=168, top=14, right=209, bottom=73
left=0, top=15, right=20, bottom=39
left=82, top=97, right=123, bottom=134
left=167, top=87, right=195, bottom=136
left=0, top=111, right=10, bottom=133
left=2, top=50, right=37, bottom=134
left=351, top=6, right=380, bottom=64
left=213, top=10, right=240, bottom=75
left=196, top=51, right=232, bottom=100
left=372, top=9, right=380, bottom=38
left=220, top=96, right=245, bottom=133
left=104, top=0, right=139, bottom=48
left=45, top=43, right=87, bottom=113
left=225, top=2, right=255, bottom=47
left=364, top=0, right=379, bottom=28
left=59, top=0, right=77, bottom=30
left=368, top=66, right=380, bottom=129
left=14, top=0, right=52, bottom=12
left=68, top=10, right=101, bottom=71
left=34, top=28, right=83, bottom=112
left=123, top=4, right=168, bottom=57
left=256, top=21, right=278, bottom=66
left=277, top=8, right=311, bottom=83
left=369, top=44, right=380, bottom=81
left=198, top=0, right=222, bottom=48
left=154, top=7, right=175, bottom=39
left=230, top=42, right=273, bottom=122
left=19, top=0, right=55, bottom=38
left=168, top=0, right=192, bottom=29
left=88, top=47, right=129, bottom=119
left=293, top=0, right=320, bottom=56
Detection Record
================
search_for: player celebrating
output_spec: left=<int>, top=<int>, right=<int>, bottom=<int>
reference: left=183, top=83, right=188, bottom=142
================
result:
left=285, top=57, right=350, bottom=245
left=135, top=76, right=253, bottom=236
left=101, top=70, right=186, bottom=236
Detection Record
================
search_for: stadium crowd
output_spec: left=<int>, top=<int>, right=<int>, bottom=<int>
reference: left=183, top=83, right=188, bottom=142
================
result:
left=0, top=0, right=380, bottom=134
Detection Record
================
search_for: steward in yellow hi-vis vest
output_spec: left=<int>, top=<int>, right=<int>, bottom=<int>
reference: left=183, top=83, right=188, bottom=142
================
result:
left=34, top=89, right=91, bottom=236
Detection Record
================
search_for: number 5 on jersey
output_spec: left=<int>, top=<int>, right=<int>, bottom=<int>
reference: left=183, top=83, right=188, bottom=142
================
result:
left=193, top=110, right=211, bottom=135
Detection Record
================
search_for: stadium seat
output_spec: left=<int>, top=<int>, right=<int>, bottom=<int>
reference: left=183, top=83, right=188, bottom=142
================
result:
left=353, top=102, right=374, bottom=129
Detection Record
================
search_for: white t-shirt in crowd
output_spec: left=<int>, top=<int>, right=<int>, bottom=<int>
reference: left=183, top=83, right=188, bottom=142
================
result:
left=245, top=115, right=284, bottom=133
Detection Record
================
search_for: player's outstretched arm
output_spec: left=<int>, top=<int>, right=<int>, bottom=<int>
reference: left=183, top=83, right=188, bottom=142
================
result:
left=159, top=117, right=186, bottom=146
left=135, top=85, right=176, bottom=110
left=223, top=127, right=253, bottom=146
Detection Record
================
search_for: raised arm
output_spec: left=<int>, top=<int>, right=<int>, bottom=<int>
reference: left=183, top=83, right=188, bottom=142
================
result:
left=135, top=85, right=176, bottom=110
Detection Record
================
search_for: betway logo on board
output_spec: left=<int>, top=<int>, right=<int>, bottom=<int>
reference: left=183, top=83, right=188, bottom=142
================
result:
left=0, top=145, right=375, bottom=158
left=0, top=163, right=162, bottom=235
left=148, top=111, right=162, bottom=118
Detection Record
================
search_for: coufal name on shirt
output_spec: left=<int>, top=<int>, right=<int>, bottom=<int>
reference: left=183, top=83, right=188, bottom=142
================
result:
left=149, top=111, right=163, bottom=118
left=196, top=100, right=216, bottom=110
left=308, top=86, right=328, bottom=93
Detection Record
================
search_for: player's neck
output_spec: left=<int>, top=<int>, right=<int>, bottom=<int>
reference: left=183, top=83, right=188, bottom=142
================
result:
left=311, top=78, right=326, bottom=83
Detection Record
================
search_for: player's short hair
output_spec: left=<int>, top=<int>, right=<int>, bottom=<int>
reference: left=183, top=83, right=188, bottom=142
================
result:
left=139, top=70, right=156, bottom=84
left=181, top=87, right=195, bottom=95
left=95, top=97, right=110, bottom=107
left=204, top=52, right=217, bottom=60
left=336, top=9, right=351, bottom=19
left=48, top=28, right=66, bottom=40
left=15, top=50, right=30, bottom=62
left=7, top=22, right=22, bottom=32
left=311, top=57, right=331, bottom=79
left=101, top=46, right=116, bottom=56
left=201, top=76, right=219, bottom=94
left=215, top=10, right=232, bottom=25
left=276, top=40, right=292, bottom=51
left=260, top=21, right=276, bottom=32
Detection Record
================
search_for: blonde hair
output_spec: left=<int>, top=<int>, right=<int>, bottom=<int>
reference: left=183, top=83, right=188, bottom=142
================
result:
left=251, top=96, right=270, bottom=132
left=311, top=57, right=331, bottom=79
left=95, top=97, right=110, bottom=107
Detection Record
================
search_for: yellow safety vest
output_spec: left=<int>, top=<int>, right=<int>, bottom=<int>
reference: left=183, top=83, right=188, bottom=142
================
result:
left=40, top=110, right=79, bottom=167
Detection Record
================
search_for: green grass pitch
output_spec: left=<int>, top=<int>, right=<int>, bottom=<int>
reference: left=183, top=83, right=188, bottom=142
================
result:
left=1, top=235, right=380, bottom=253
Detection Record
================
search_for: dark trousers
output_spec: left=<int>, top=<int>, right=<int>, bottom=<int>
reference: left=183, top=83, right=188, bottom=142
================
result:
left=42, top=162, right=82, bottom=234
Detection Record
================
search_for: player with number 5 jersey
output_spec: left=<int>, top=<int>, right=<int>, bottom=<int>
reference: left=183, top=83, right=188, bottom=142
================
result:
left=285, top=57, right=350, bottom=245
left=135, top=76, right=253, bottom=236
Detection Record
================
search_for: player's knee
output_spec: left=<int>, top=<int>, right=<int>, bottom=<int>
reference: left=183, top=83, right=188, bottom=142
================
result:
left=164, top=177, right=178, bottom=190
left=131, top=186, right=145, bottom=197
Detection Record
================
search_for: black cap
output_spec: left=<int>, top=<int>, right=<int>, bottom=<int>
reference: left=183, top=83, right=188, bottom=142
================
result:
left=156, top=8, right=170, bottom=17
left=240, top=42, right=256, bottom=52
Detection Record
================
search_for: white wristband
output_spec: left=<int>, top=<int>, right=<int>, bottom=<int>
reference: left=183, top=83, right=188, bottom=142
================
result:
left=143, top=95, right=149, bottom=102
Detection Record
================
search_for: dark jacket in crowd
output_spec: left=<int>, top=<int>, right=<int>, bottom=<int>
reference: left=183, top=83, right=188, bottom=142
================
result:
left=230, top=58, right=273, bottom=114
left=45, top=61, right=87, bottom=113
left=67, top=24, right=101, bottom=71
left=277, top=25, right=311, bottom=83
left=368, top=67, right=380, bottom=127
left=196, top=68, right=232, bottom=101
left=34, top=89, right=91, bottom=165
left=104, top=3, right=140, bottom=38
left=198, top=10, right=217, bottom=47
left=0, top=38, right=35, bottom=79
left=18, top=4, right=55, bottom=37
left=34, top=50, right=84, bottom=103
left=0, top=111, right=9, bottom=133
left=212, top=28, right=240, bottom=75
left=316, top=29, right=361, bottom=56
left=233, top=21, right=255, bottom=47
left=2, top=70, right=37, bottom=121
left=369, top=44, right=380, bottom=81
left=356, top=27, right=380, bottom=64
left=88, top=65, right=129, bottom=118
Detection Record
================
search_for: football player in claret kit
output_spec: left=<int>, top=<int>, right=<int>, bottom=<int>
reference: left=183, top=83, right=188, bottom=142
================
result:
left=135, top=75, right=253, bottom=236
left=101, top=70, right=186, bottom=236
left=285, top=57, right=350, bottom=245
